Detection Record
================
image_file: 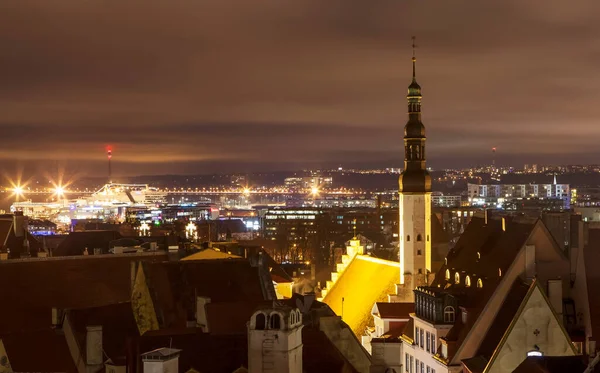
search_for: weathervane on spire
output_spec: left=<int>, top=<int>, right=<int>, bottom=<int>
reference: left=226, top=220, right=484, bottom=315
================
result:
left=411, top=36, right=417, bottom=80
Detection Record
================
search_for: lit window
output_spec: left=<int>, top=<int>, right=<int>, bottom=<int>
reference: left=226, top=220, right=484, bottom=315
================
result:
left=454, top=272, right=460, bottom=284
left=444, top=306, right=455, bottom=323
left=445, top=269, right=450, bottom=280
left=465, top=275, right=471, bottom=287
left=477, top=278, right=483, bottom=288
left=499, top=268, right=502, bottom=277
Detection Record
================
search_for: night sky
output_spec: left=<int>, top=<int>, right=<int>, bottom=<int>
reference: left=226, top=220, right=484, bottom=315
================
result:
left=2, top=1, right=600, bottom=176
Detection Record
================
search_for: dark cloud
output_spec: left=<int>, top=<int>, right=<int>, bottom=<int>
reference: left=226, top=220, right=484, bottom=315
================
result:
left=1, top=0, right=600, bottom=175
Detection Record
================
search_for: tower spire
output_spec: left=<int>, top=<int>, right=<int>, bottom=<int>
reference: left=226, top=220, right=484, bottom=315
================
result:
left=412, top=36, right=417, bottom=81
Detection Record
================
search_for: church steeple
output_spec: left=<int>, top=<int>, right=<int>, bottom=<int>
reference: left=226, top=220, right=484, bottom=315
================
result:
left=399, top=36, right=431, bottom=193
left=397, top=37, right=432, bottom=295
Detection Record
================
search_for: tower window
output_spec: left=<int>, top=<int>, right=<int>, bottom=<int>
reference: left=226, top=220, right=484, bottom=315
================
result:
left=407, top=235, right=411, bottom=242
left=270, top=313, right=281, bottom=329
left=444, top=307, right=455, bottom=323
left=499, top=268, right=502, bottom=277
left=477, top=279, right=483, bottom=288
left=465, top=276, right=471, bottom=287
left=255, top=313, right=266, bottom=330
left=417, top=234, right=422, bottom=242
left=417, top=250, right=422, bottom=256
left=445, top=269, right=450, bottom=281
left=427, top=235, right=429, bottom=242
left=454, top=272, right=460, bottom=284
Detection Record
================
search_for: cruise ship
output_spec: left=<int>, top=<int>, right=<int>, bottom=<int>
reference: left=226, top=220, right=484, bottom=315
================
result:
left=11, top=183, right=168, bottom=225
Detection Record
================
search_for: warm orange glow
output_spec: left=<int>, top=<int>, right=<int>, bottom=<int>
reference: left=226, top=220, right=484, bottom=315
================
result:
left=311, top=186, right=319, bottom=196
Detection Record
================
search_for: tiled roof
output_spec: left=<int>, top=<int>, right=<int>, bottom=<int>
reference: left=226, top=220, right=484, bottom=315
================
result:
left=0, top=253, right=166, bottom=333
left=1, top=329, right=77, bottom=373
left=54, top=230, right=123, bottom=256
left=511, top=355, right=586, bottom=373
left=373, top=302, right=414, bottom=319
left=322, top=256, right=400, bottom=336
left=181, top=248, right=241, bottom=260
left=137, top=326, right=359, bottom=373
left=141, top=259, right=269, bottom=328
left=584, top=228, right=600, bottom=341
left=432, top=216, right=537, bottom=289
left=475, top=279, right=530, bottom=359
left=68, top=302, right=139, bottom=362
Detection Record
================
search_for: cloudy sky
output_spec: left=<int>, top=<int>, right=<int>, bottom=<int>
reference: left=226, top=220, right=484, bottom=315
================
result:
left=1, top=0, right=600, bottom=176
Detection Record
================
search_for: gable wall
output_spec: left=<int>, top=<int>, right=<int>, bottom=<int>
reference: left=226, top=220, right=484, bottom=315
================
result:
left=486, top=286, right=574, bottom=373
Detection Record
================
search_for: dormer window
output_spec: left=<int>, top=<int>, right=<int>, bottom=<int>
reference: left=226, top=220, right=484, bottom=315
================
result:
left=444, top=306, right=455, bottom=323
left=477, top=278, right=483, bottom=288
left=465, top=275, right=471, bottom=287
left=445, top=269, right=450, bottom=281
left=454, top=272, right=460, bottom=284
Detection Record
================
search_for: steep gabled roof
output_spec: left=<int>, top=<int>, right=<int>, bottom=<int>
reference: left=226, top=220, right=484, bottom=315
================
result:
left=373, top=302, right=414, bottom=319
left=1, top=329, right=77, bottom=373
left=140, top=259, right=270, bottom=329
left=584, top=228, right=600, bottom=341
left=322, top=256, right=400, bottom=335
left=432, top=216, right=537, bottom=289
left=0, top=253, right=166, bottom=333
left=511, top=355, right=586, bottom=373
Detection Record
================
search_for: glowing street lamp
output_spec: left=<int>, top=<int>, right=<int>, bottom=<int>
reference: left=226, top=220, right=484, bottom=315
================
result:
left=311, top=186, right=319, bottom=197
left=243, top=188, right=250, bottom=196
left=140, top=222, right=150, bottom=237
left=54, top=185, right=65, bottom=199
left=13, top=186, right=23, bottom=197
left=186, top=222, right=197, bottom=241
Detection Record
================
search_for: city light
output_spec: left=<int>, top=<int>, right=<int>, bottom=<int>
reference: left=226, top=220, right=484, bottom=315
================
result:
left=243, top=188, right=250, bottom=196
left=311, top=186, right=319, bottom=196
left=54, top=186, right=65, bottom=197
left=13, top=185, right=23, bottom=197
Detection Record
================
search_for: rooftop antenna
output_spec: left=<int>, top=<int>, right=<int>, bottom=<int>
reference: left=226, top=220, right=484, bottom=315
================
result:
left=492, top=147, right=497, bottom=167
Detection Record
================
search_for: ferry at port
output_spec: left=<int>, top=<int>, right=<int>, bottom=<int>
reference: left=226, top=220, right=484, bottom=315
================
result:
left=10, top=183, right=173, bottom=225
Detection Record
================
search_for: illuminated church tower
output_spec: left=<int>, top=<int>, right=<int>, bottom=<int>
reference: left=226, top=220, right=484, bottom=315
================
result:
left=398, top=38, right=431, bottom=300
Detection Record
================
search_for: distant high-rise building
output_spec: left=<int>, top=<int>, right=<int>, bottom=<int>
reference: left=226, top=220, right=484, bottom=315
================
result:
left=397, top=39, right=431, bottom=300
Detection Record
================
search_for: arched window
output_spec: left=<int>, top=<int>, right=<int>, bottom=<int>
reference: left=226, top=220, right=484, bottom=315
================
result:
left=445, top=269, right=450, bottom=281
left=255, top=313, right=266, bottom=330
left=477, top=279, right=483, bottom=288
left=465, top=275, right=471, bottom=287
left=454, top=272, right=460, bottom=284
left=417, top=234, right=422, bottom=242
left=427, top=235, right=430, bottom=242
left=291, top=312, right=295, bottom=325
left=407, top=235, right=411, bottom=242
left=498, top=268, right=502, bottom=277
left=296, top=310, right=301, bottom=324
left=444, top=306, right=455, bottom=323
left=270, top=313, right=281, bottom=329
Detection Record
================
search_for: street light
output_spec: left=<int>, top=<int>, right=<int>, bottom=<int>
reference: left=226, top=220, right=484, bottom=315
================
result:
left=140, top=222, right=150, bottom=237
left=311, top=186, right=319, bottom=196
left=186, top=222, right=197, bottom=241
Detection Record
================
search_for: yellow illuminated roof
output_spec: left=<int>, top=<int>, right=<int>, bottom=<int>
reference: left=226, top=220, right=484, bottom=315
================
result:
left=322, top=255, right=400, bottom=336
left=181, top=249, right=241, bottom=261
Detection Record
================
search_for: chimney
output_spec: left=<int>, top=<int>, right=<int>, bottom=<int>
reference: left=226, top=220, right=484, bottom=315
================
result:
left=51, top=308, right=64, bottom=328
left=303, top=292, right=315, bottom=311
left=141, top=348, right=181, bottom=373
left=196, top=296, right=211, bottom=332
left=525, top=245, right=536, bottom=279
left=13, top=211, right=25, bottom=237
left=86, top=325, right=103, bottom=365
left=547, top=279, right=563, bottom=324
